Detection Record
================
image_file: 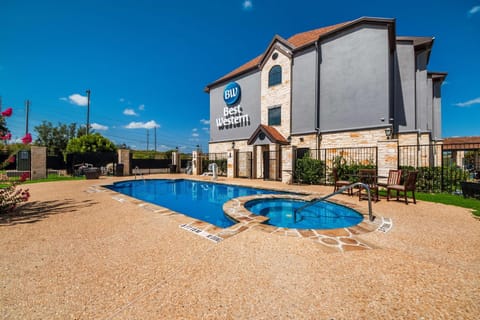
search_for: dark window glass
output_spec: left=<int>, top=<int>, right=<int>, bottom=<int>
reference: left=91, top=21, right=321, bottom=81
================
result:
left=268, top=106, right=281, bottom=126
left=268, top=65, right=282, bottom=87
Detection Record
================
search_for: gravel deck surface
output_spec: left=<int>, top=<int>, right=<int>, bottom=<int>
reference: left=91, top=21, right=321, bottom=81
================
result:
left=1, top=174, right=479, bottom=319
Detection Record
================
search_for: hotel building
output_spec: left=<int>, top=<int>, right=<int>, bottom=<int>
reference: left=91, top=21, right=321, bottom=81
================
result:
left=204, top=17, right=446, bottom=183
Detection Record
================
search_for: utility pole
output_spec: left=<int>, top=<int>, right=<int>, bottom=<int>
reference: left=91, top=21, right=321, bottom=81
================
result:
left=86, top=89, right=91, bottom=135
left=25, top=100, right=30, bottom=134
left=146, top=129, right=149, bottom=151
left=154, top=126, right=157, bottom=152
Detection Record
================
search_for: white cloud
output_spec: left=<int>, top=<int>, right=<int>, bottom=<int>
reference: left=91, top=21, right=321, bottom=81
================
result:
left=468, top=5, right=480, bottom=16
left=119, top=98, right=125, bottom=102
left=123, top=108, right=138, bottom=116
left=67, top=93, right=88, bottom=106
left=91, top=123, right=108, bottom=131
left=125, top=120, right=160, bottom=129
left=202, top=127, right=209, bottom=132
left=192, top=128, right=198, bottom=132
left=59, top=97, right=68, bottom=102
left=192, top=132, right=199, bottom=137
left=200, top=119, right=210, bottom=125
left=454, top=97, right=480, bottom=107
left=138, top=104, right=145, bottom=111
left=242, top=0, right=253, bottom=10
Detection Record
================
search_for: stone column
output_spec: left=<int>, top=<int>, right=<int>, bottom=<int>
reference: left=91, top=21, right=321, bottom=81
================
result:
left=172, top=151, right=181, bottom=173
left=30, top=146, right=47, bottom=180
left=377, top=139, right=398, bottom=184
left=281, top=145, right=295, bottom=184
left=117, top=149, right=131, bottom=175
left=192, top=151, right=202, bottom=175
left=227, top=148, right=236, bottom=178
left=255, top=146, right=263, bottom=179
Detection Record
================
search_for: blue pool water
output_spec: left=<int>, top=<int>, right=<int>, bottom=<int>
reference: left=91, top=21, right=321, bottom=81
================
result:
left=106, top=179, right=283, bottom=228
left=245, top=198, right=363, bottom=229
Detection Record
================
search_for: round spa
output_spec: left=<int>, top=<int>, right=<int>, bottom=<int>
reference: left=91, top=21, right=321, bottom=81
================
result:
left=244, top=198, right=363, bottom=230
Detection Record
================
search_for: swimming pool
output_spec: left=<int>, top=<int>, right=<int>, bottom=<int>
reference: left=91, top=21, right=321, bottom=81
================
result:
left=106, top=179, right=284, bottom=228
left=244, top=198, right=363, bottom=229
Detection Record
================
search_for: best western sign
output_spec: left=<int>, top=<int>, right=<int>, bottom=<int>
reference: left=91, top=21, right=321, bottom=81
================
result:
left=216, top=82, right=250, bottom=130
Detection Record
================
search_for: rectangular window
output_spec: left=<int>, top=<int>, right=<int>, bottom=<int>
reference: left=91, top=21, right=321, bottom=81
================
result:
left=268, top=106, right=281, bottom=126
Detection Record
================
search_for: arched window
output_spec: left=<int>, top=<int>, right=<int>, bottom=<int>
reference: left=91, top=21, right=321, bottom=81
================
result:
left=268, top=65, right=282, bottom=87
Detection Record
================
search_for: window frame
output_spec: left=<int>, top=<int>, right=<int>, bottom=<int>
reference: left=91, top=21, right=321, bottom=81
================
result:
left=268, top=106, right=281, bottom=126
left=268, top=65, right=282, bottom=87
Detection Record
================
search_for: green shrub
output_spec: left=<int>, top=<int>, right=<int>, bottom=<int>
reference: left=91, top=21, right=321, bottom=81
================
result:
left=295, top=155, right=325, bottom=184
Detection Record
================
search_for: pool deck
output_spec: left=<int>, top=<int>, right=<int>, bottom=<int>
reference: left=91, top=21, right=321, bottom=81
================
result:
left=0, top=174, right=479, bottom=319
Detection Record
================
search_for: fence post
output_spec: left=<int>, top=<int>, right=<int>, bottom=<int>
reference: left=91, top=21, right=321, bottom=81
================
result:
left=192, top=150, right=202, bottom=175
left=172, top=151, right=181, bottom=173
left=227, top=147, right=236, bottom=178
left=281, top=145, right=295, bottom=184
left=117, top=149, right=131, bottom=175
left=441, top=144, right=444, bottom=192
left=30, top=146, right=47, bottom=180
left=377, top=138, right=398, bottom=185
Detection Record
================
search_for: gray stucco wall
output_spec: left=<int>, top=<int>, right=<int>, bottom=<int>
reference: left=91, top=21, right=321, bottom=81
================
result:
left=427, top=77, right=433, bottom=132
left=318, top=24, right=391, bottom=132
left=432, top=80, right=442, bottom=140
left=416, top=50, right=428, bottom=131
left=394, top=42, right=416, bottom=132
left=291, top=47, right=317, bottom=134
left=209, top=71, right=261, bottom=142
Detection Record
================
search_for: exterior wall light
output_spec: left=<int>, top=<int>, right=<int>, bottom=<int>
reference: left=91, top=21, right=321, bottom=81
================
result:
left=231, top=141, right=236, bottom=149
left=287, top=136, right=292, bottom=144
left=385, top=127, right=392, bottom=139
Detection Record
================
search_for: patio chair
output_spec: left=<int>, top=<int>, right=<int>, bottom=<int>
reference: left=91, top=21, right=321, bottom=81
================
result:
left=387, top=171, right=419, bottom=204
left=358, top=169, right=379, bottom=202
left=378, top=169, right=402, bottom=188
left=332, top=167, right=352, bottom=195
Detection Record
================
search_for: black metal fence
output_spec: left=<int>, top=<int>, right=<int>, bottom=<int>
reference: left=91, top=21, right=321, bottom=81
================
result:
left=263, top=149, right=281, bottom=181
left=200, top=152, right=228, bottom=176
left=294, top=146, right=377, bottom=184
left=398, top=143, right=480, bottom=193
left=236, top=151, right=252, bottom=178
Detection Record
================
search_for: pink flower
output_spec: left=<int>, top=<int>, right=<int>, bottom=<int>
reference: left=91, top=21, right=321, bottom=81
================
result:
left=21, top=133, right=32, bottom=144
left=1, top=132, right=12, bottom=140
left=19, top=172, right=30, bottom=182
left=8, top=155, right=15, bottom=163
left=1, top=107, right=13, bottom=117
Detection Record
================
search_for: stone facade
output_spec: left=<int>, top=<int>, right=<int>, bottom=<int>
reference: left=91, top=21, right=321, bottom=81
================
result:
left=320, top=129, right=387, bottom=148
left=260, top=48, right=291, bottom=139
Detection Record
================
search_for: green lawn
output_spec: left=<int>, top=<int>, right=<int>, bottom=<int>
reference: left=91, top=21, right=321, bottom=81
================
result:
left=23, top=174, right=85, bottom=184
left=1, top=174, right=84, bottom=187
left=379, top=190, right=480, bottom=216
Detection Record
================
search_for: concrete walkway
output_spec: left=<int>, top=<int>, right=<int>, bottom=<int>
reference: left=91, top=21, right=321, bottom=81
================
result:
left=0, top=174, right=478, bottom=319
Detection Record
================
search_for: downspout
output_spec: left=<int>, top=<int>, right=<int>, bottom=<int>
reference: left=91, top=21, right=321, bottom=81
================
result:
left=315, top=41, right=320, bottom=151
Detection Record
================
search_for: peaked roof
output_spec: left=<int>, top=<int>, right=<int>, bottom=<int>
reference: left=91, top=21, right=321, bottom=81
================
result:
left=247, top=124, right=289, bottom=145
left=205, top=17, right=395, bottom=92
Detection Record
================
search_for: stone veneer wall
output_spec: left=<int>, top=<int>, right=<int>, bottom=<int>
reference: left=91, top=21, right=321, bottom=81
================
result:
left=320, top=129, right=386, bottom=148
left=260, top=48, right=291, bottom=139
left=209, top=140, right=251, bottom=154
left=30, top=146, right=47, bottom=180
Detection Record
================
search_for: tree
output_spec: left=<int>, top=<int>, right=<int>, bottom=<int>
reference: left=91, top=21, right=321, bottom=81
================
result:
left=65, top=133, right=116, bottom=156
left=34, top=121, right=88, bottom=155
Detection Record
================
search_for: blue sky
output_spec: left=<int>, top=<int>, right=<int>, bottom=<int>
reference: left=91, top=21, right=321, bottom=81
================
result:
left=1, top=0, right=479, bottom=151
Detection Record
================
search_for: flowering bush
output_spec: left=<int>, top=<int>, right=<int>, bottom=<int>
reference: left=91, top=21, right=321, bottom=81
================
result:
left=1, top=107, right=31, bottom=213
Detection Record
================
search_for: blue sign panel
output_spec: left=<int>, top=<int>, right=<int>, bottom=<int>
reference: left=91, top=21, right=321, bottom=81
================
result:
left=223, top=82, right=241, bottom=106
